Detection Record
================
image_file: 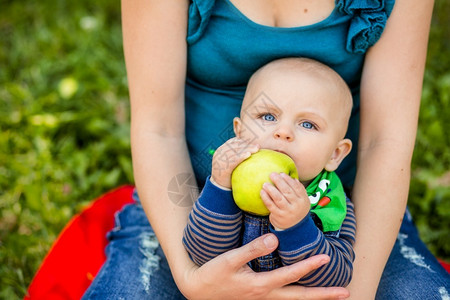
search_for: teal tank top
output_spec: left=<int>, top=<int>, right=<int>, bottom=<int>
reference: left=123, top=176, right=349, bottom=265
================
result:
left=185, top=0, right=395, bottom=188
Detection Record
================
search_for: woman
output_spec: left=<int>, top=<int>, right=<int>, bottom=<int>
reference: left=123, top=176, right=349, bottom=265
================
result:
left=83, top=0, right=448, bottom=299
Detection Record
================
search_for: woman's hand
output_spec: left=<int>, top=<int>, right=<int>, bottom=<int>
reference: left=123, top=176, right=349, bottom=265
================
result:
left=179, top=234, right=350, bottom=300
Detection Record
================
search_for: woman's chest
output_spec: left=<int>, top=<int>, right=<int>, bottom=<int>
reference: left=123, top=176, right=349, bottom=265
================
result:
left=227, top=0, right=336, bottom=28
left=187, top=0, right=363, bottom=90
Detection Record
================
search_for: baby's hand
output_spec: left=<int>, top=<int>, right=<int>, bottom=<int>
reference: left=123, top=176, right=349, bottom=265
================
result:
left=211, top=138, right=259, bottom=189
left=260, top=172, right=310, bottom=230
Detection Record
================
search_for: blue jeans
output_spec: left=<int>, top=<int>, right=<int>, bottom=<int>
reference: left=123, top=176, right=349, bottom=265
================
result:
left=242, top=214, right=282, bottom=272
left=83, top=192, right=450, bottom=299
left=376, top=210, right=450, bottom=299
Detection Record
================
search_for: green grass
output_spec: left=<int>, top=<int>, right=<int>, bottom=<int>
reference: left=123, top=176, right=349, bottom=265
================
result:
left=1, top=0, right=449, bottom=298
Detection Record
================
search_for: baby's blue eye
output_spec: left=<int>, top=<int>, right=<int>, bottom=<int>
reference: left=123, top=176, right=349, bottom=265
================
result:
left=301, top=122, right=314, bottom=129
left=262, top=114, right=276, bottom=121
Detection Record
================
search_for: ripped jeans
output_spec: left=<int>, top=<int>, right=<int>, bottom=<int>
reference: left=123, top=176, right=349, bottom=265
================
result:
left=82, top=190, right=450, bottom=300
left=81, top=192, right=185, bottom=300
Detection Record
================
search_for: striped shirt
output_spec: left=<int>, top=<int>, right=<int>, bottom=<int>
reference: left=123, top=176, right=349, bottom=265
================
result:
left=183, top=177, right=356, bottom=287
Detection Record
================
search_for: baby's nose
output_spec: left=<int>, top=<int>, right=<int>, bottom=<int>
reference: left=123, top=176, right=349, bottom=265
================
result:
left=273, top=126, right=294, bottom=141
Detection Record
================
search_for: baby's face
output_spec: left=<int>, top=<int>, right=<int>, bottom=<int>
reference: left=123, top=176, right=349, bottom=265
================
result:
left=234, top=71, right=350, bottom=184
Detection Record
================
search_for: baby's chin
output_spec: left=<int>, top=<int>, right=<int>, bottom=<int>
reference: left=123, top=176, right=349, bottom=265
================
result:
left=298, top=178, right=312, bottom=187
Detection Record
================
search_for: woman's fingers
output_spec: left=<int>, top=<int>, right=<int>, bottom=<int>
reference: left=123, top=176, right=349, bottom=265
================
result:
left=260, top=255, right=350, bottom=299
left=229, top=242, right=349, bottom=300
left=266, top=284, right=350, bottom=300
left=258, top=254, right=330, bottom=288
left=221, top=234, right=279, bottom=270
left=221, top=233, right=330, bottom=286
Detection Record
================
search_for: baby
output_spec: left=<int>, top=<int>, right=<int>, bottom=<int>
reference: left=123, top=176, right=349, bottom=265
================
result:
left=183, top=57, right=356, bottom=287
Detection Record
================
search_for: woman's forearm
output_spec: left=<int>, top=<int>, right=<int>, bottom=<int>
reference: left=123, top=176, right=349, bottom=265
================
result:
left=122, top=0, right=195, bottom=287
left=131, top=127, right=197, bottom=276
left=347, top=0, right=434, bottom=298
left=348, top=144, right=411, bottom=298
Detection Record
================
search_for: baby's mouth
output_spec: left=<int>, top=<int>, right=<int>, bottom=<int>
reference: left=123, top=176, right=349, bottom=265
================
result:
left=274, top=149, right=289, bottom=156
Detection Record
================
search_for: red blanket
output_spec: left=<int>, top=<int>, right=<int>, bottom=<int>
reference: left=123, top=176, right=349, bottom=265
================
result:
left=25, top=186, right=134, bottom=300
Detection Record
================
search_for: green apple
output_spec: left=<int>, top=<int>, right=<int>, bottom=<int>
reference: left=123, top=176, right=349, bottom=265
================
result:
left=231, top=149, right=299, bottom=216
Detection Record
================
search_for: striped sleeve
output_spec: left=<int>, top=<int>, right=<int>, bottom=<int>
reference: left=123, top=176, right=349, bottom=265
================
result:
left=273, top=199, right=356, bottom=287
left=182, top=177, right=243, bottom=266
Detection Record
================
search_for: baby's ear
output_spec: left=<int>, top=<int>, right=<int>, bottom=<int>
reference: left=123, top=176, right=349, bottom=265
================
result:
left=233, top=117, right=242, bottom=137
left=325, top=138, right=352, bottom=172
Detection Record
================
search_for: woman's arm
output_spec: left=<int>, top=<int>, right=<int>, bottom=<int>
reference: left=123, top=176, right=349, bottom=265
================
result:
left=348, top=0, right=434, bottom=298
left=122, top=0, right=193, bottom=275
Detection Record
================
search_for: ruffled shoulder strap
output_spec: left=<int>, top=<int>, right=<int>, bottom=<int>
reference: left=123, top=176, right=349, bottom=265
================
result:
left=336, top=0, right=396, bottom=54
left=187, top=0, right=216, bottom=44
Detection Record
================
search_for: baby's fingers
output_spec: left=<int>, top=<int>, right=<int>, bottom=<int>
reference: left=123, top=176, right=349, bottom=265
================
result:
left=261, top=181, right=289, bottom=211
left=269, top=172, right=298, bottom=204
left=214, top=139, right=258, bottom=165
left=280, top=172, right=305, bottom=198
left=260, top=186, right=278, bottom=212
